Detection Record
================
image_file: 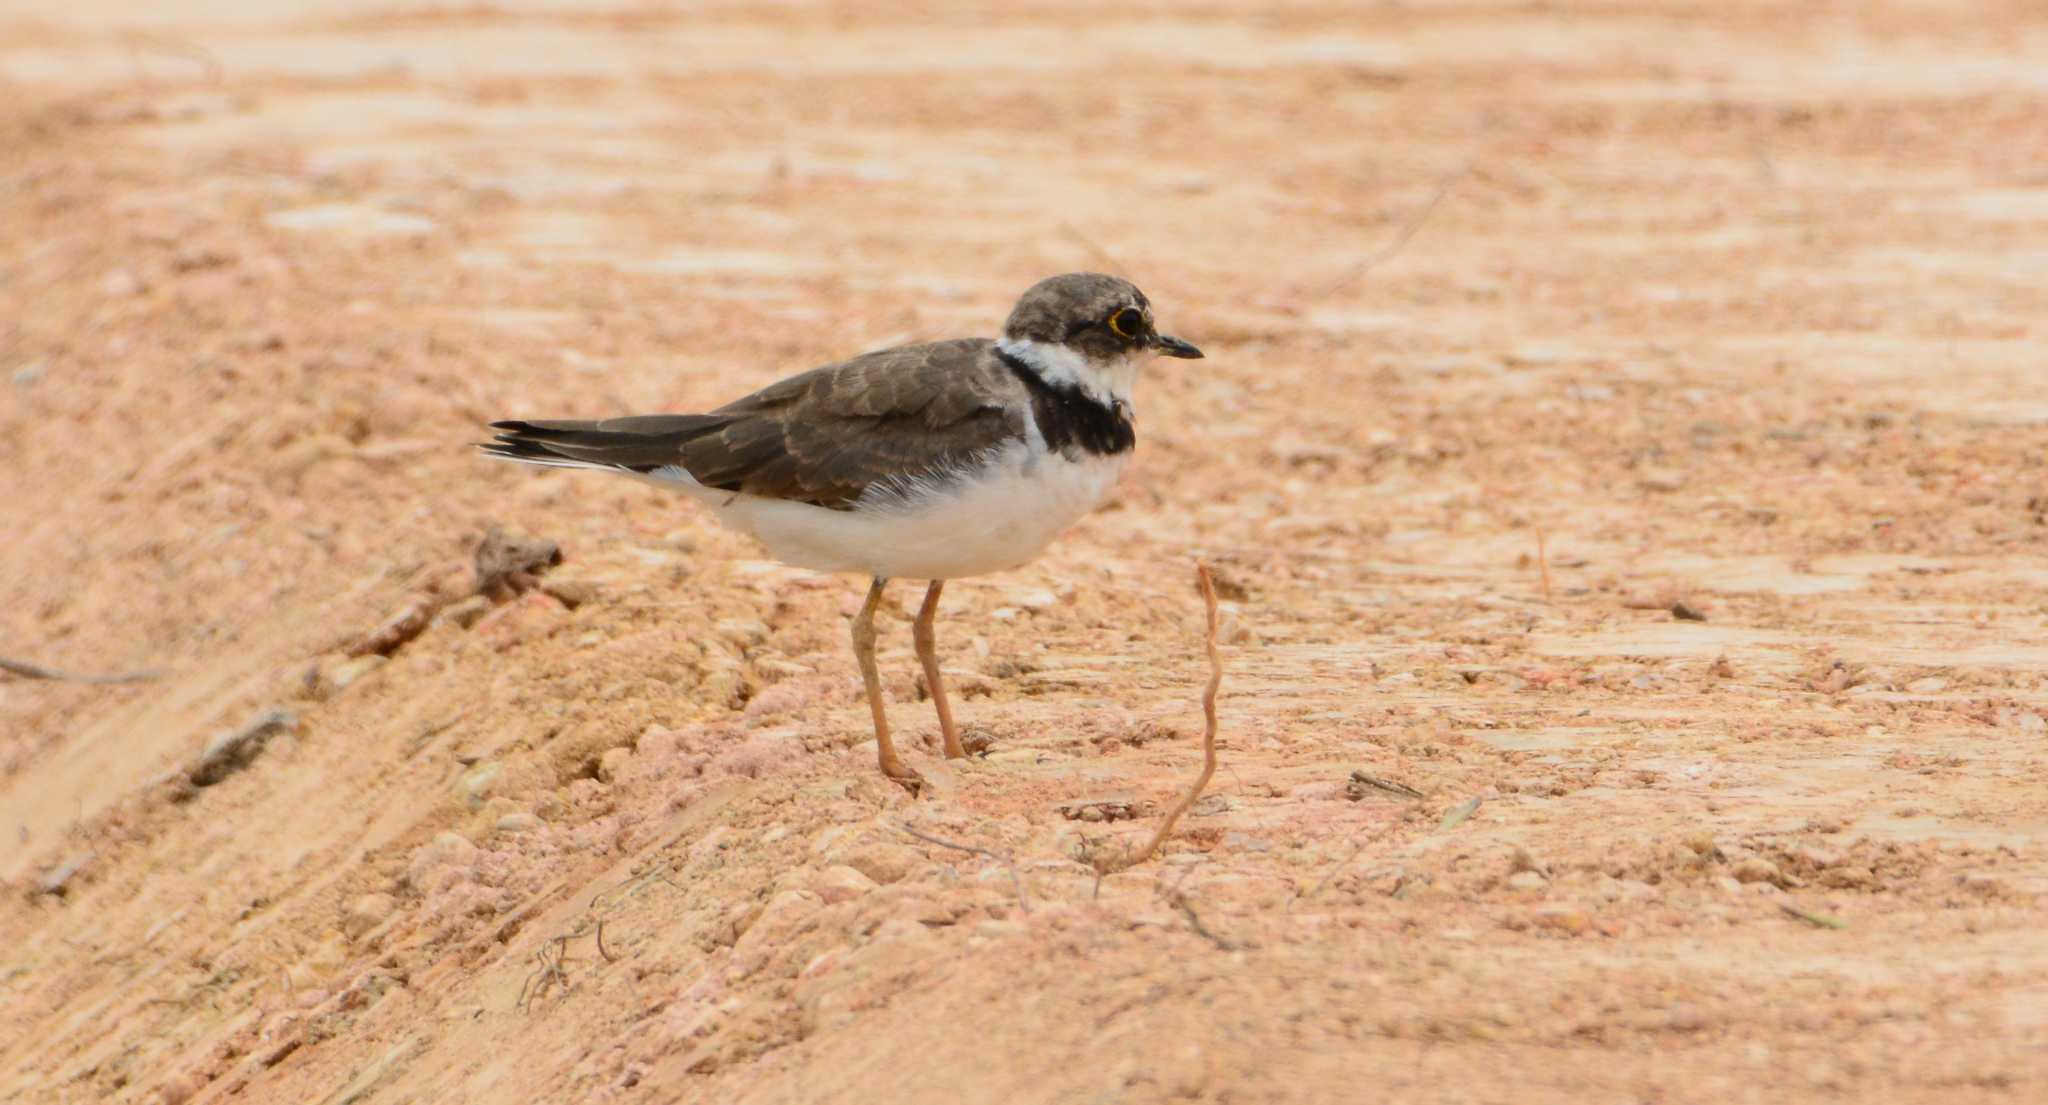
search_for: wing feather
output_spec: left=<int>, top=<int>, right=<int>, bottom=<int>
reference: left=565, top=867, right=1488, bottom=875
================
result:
left=484, top=339, right=1027, bottom=510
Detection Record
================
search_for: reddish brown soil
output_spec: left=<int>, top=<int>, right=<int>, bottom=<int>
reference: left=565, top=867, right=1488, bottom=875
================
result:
left=5, top=3, right=2048, bottom=1103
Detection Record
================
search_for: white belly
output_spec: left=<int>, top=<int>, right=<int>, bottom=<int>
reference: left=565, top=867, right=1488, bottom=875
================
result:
left=660, top=444, right=1125, bottom=580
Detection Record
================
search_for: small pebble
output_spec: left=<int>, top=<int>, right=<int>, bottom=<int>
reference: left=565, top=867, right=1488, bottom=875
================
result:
left=1821, top=866, right=1875, bottom=889
left=541, top=577, right=605, bottom=608
left=1015, top=588, right=1058, bottom=610
left=1638, top=468, right=1687, bottom=492
left=1221, top=831, right=1273, bottom=853
left=341, top=892, right=395, bottom=938
left=37, top=852, right=93, bottom=896
left=456, top=762, right=501, bottom=808
left=1665, top=1004, right=1708, bottom=1032
left=1959, top=873, right=2006, bottom=896
left=101, top=269, right=147, bottom=297
left=1731, top=857, right=1782, bottom=885
left=812, top=865, right=878, bottom=904
left=326, top=654, right=386, bottom=693
left=836, top=843, right=921, bottom=885
left=265, top=203, right=438, bottom=235
left=715, top=618, right=769, bottom=646
left=1791, top=845, right=1842, bottom=869
left=970, top=919, right=1029, bottom=943
left=439, top=595, right=492, bottom=629
left=1530, top=905, right=1592, bottom=935
left=1614, top=878, right=1660, bottom=902
left=597, top=746, right=633, bottom=783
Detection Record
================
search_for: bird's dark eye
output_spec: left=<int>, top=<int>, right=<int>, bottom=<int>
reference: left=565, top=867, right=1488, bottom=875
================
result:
left=1107, top=307, right=1144, bottom=339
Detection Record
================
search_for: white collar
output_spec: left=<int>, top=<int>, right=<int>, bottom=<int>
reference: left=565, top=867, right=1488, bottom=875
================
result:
left=997, top=337, right=1137, bottom=410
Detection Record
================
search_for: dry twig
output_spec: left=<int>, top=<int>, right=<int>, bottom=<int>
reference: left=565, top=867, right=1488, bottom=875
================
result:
left=898, top=822, right=1031, bottom=914
left=1294, top=825, right=1387, bottom=906
left=514, top=919, right=623, bottom=1011
left=188, top=709, right=297, bottom=788
left=1314, top=171, right=1461, bottom=298
left=350, top=598, right=442, bottom=658
left=1778, top=901, right=1848, bottom=930
left=1094, top=562, right=1224, bottom=874
left=1056, top=221, right=1127, bottom=276
left=1, top=655, right=163, bottom=684
left=1347, top=771, right=1425, bottom=801
left=516, top=935, right=573, bottom=1012
left=1168, top=891, right=1238, bottom=951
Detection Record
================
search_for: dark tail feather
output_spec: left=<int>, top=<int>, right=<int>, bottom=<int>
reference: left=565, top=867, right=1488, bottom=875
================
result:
left=481, top=415, right=729, bottom=472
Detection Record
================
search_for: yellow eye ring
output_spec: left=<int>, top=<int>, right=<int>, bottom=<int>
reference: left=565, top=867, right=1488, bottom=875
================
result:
left=1108, top=307, right=1142, bottom=339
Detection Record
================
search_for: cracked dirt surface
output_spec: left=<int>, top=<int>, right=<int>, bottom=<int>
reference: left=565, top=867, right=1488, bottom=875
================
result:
left=4, top=2, right=2048, bottom=1103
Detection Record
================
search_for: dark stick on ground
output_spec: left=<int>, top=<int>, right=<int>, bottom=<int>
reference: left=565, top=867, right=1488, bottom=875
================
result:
left=0, top=655, right=163, bottom=684
left=897, top=822, right=1032, bottom=914
left=514, top=919, right=624, bottom=1011
left=1347, top=770, right=1425, bottom=801
left=1295, top=823, right=1389, bottom=907
left=1169, top=891, right=1239, bottom=951
left=516, top=936, right=573, bottom=1013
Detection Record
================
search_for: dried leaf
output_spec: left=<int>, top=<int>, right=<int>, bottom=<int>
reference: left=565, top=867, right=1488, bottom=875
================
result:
left=1438, top=796, right=1482, bottom=831
left=1779, top=901, right=1848, bottom=930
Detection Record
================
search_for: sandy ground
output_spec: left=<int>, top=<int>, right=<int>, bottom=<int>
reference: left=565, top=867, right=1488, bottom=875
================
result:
left=5, top=1, right=2048, bottom=1102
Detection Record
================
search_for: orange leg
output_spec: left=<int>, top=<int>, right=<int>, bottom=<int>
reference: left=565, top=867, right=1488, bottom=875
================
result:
left=914, top=580, right=965, bottom=759
left=852, top=576, right=922, bottom=793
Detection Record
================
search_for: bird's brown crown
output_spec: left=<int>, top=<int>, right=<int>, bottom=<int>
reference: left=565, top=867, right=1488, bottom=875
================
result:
left=1001, top=272, right=1156, bottom=362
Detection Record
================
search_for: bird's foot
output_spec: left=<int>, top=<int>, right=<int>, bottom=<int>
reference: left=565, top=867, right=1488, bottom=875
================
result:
left=880, top=758, right=926, bottom=796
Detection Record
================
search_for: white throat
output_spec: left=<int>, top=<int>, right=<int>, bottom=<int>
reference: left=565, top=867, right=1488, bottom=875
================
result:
left=998, top=337, right=1138, bottom=410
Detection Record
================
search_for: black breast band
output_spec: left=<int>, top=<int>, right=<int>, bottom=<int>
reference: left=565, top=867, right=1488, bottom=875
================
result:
left=996, top=348, right=1136, bottom=457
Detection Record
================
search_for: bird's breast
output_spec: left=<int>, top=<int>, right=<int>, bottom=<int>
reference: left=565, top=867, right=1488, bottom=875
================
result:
left=844, top=443, right=1126, bottom=578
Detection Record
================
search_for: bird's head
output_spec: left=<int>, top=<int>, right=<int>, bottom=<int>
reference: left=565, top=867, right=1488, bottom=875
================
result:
left=998, top=272, right=1202, bottom=406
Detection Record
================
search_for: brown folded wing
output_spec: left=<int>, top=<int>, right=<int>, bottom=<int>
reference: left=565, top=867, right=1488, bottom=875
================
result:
left=487, top=338, right=1027, bottom=511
